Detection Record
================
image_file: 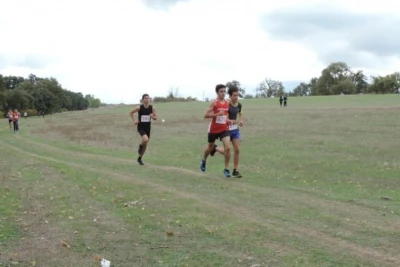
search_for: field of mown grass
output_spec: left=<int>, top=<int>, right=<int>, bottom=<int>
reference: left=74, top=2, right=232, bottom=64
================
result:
left=0, top=95, right=399, bottom=267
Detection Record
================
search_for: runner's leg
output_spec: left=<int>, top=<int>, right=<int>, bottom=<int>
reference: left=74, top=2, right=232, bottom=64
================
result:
left=137, top=128, right=150, bottom=165
left=232, top=138, right=242, bottom=177
left=215, top=146, right=224, bottom=155
left=221, top=134, right=231, bottom=177
left=201, top=133, right=216, bottom=172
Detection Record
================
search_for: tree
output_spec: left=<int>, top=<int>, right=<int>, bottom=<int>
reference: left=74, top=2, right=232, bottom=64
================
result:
left=352, top=70, right=369, bottom=94
left=256, top=78, right=285, bottom=97
left=32, top=87, right=57, bottom=114
left=85, top=94, right=102, bottom=108
left=1, top=73, right=98, bottom=114
left=0, top=91, right=5, bottom=111
left=0, top=74, right=5, bottom=92
left=3, top=76, right=25, bottom=90
left=309, top=77, right=319, bottom=96
left=226, top=80, right=246, bottom=97
left=167, top=86, right=180, bottom=99
left=292, top=82, right=310, bottom=96
left=5, top=89, right=34, bottom=110
left=368, top=72, right=400, bottom=94
left=315, top=62, right=355, bottom=95
left=28, top=73, right=37, bottom=84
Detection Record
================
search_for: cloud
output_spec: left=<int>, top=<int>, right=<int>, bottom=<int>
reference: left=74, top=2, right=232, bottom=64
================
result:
left=140, top=0, right=190, bottom=10
left=0, top=53, right=56, bottom=69
left=2, top=0, right=399, bottom=104
left=261, top=3, right=400, bottom=68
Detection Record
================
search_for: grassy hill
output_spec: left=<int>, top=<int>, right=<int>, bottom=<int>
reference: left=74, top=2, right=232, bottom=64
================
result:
left=0, top=95, right=399, bottom=266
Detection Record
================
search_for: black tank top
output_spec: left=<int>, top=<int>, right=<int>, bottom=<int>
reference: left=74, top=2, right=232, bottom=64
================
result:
left=138, top=104, right=153, bottom=127
left=228, top=102, right=242, bottom=120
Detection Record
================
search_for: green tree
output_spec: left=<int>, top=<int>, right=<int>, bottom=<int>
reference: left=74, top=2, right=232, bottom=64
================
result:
left=226, top=80, right=246, bottom=97
left=0, top=91, right=6, bottom=111
left=85, top=94, right=102, bottom=108
left=293, top=82, right=310, bottom=96
left=309, top=77, right=319, bottom=96
left=32, top=87, right=58, bottom=114
left=315, top=62, right=355, bottom=95
left=368, top=72, right=400, bottom=94
left=352, top=70, right=369, bottom=94
left=3, top=76, right=25, bottom=89
left=5, top=89, right=33, bottom=110
left=0, top=74, right=6, bottom=92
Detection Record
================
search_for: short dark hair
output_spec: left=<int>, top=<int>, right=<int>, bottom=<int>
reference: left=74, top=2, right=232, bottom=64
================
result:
left=228, top=85, right=239, bottom=96
left=142, top=94, right=149, bottom=100
left=215, top=84, right=226, bottom=93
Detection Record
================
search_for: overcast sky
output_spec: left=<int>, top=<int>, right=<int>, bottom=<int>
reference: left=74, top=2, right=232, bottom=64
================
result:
left=1, top=0, right=399, bottom=103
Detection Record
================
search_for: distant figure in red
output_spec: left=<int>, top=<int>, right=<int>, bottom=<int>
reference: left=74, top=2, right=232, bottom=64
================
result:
left=12, top=109, right=20, bottom=134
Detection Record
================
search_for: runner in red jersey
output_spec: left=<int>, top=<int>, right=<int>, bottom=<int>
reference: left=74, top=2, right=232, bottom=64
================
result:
left=200, top=84, right=232, bottom=178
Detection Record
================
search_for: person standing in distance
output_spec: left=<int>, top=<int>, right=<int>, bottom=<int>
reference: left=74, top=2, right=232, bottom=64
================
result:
left=129, top=94, right=157, bottom=165
left=209, top=86, right=243, bottom=178
left=201, top=84, right=232, bottom=178
left=7, top=110, right=13, bottom=130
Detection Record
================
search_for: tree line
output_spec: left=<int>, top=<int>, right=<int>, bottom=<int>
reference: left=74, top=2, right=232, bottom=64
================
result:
left=212, top=62, right=400, bottom=99
left=290, top=62, right=400, bottom=96
left=0, top=73, right=102, bottom=116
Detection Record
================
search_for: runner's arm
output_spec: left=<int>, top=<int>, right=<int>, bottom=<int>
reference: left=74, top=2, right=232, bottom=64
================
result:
left=129, top=106, right=140, bottom=122
left=204, top=100, right=221, bottom=118
left=150, top=107, right=157, bottom=121
left=238, top=103, right=243, bottom=126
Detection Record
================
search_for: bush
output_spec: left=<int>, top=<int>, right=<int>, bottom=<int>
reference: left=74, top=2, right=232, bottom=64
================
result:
left=24, top=109, right=38, bottom=116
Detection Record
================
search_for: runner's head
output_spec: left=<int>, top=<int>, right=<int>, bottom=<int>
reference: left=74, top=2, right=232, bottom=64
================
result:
left=228, top=85, right=239, bottom=103
left=215, top=84, right=226, bottom=100
left=14, top=109, right=18, bottom=113
left=142, top=94, right=150, bottom=105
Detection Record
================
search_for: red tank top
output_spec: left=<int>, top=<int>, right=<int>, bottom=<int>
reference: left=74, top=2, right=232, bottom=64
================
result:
left=209, top=99, right=229, bottom=133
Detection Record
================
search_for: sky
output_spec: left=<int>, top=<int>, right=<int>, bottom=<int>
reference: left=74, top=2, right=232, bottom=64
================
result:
left=1, top=0, right=400, bottom=104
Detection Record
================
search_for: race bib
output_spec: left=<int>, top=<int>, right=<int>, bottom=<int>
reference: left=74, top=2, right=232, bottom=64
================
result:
left=216, top=115, right=227, bottom=124
left=141, top=115, right=150, bottom=122
left=229, top=124, right=238, bottom=131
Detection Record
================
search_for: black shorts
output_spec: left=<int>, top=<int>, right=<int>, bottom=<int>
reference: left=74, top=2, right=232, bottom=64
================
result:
left=138, top=127, right=151, bottom=138
left=208, top=130, right=230, bottom=143
left=8, top=119, right=12, bottom=123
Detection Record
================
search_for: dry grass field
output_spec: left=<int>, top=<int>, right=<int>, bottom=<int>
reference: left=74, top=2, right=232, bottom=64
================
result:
left=0, top=95, right=399, bottom=267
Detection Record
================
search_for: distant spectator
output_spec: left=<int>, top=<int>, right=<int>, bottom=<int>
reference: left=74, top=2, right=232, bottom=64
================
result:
left=7, top=110, right=13, bottom=130
left=283, top=95, right=288, bottom=107
left=279, top=96, right=283, bottom=107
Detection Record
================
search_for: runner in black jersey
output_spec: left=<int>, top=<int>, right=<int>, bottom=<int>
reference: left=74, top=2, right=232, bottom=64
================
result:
left=129, top=94, right=157, bottom=165
left=208, top=86, right=243, bottom=177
